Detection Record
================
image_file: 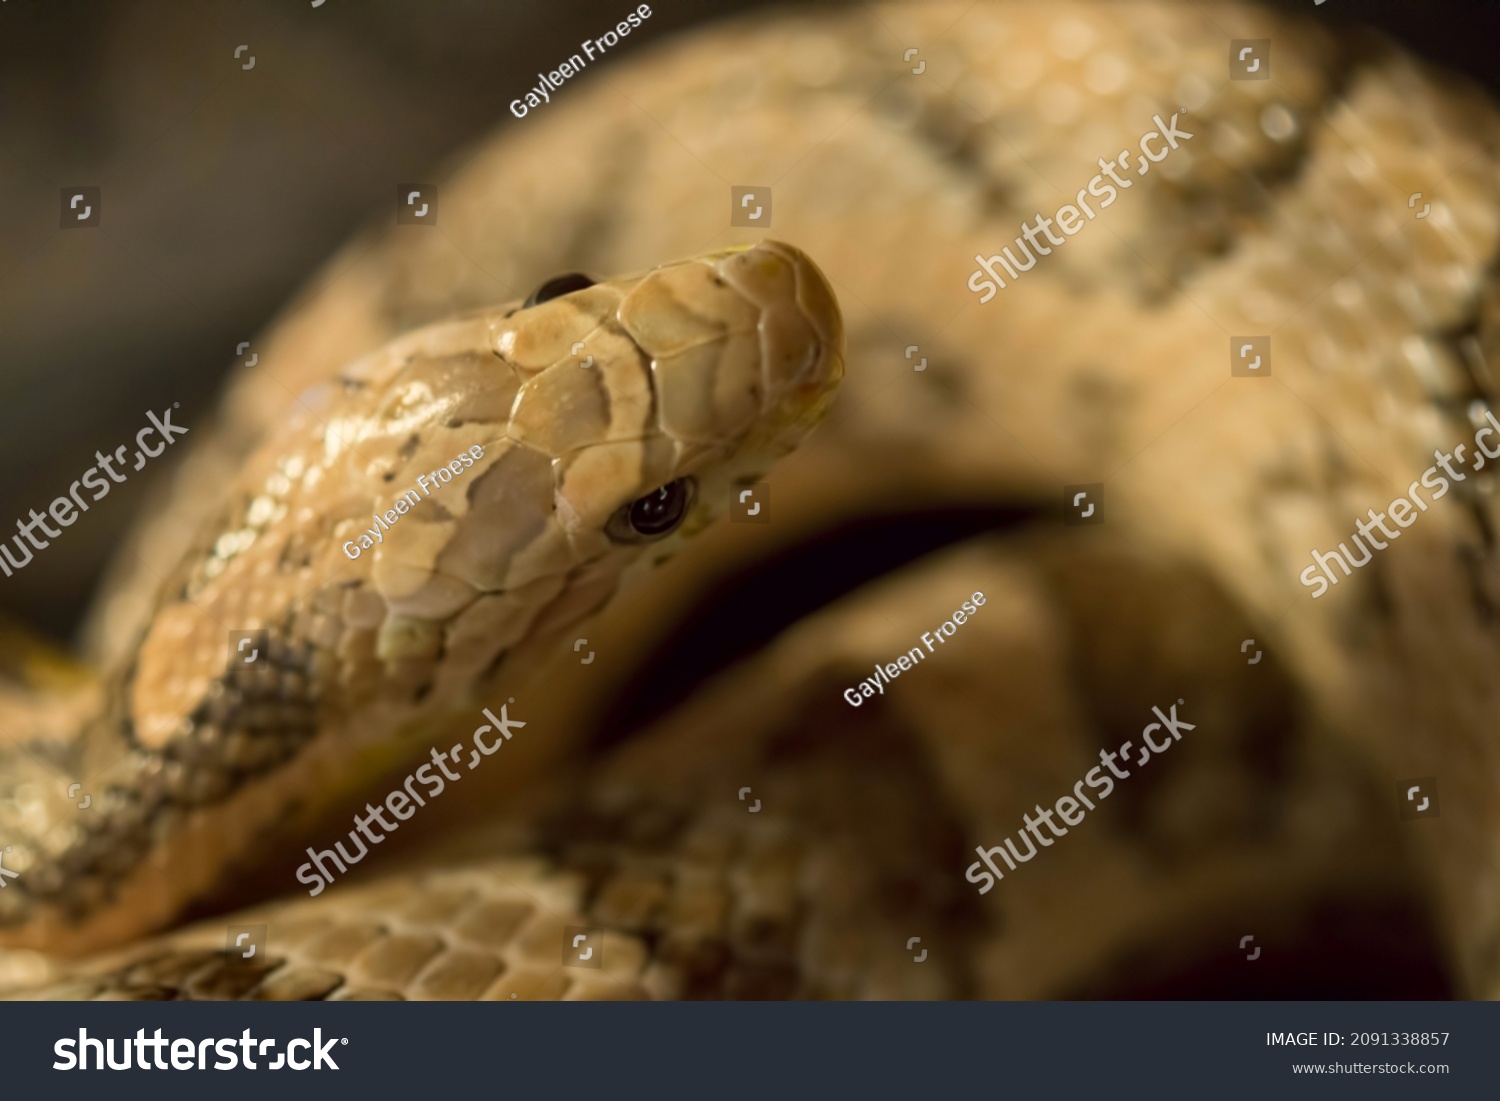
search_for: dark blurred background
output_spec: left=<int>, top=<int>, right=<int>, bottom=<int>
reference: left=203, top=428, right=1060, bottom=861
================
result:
left=2, top=0, right=1499, bottom=644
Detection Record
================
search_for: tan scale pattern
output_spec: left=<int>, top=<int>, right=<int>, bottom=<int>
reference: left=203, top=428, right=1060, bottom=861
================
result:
left=0, top=241, right=843, bottom=958
left=14, top=861, right=647, bottom=1001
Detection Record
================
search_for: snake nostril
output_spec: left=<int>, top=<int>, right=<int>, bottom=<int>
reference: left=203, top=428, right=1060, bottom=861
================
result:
left=523, top=272, right=595, bottom=308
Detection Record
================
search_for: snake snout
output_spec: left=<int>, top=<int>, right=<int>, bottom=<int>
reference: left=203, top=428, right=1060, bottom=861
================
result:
left=610, top=239, right=844, bottom=473
left=717, top=239, right=844, bottom=418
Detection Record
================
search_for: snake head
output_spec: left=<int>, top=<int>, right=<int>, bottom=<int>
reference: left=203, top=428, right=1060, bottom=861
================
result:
left=490, top=239, right=844, bottom=572
left=188, top=241, right=842, bottom=678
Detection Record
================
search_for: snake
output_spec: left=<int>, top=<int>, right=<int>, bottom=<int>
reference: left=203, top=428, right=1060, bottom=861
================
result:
left=0, top=238, right=842, bottom=967
left=6, top=0, right=1500, bottom=1000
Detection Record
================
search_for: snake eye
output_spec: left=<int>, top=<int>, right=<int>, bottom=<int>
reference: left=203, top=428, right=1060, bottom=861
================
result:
left=606, top=478, right=697, bottom=543
left=524, top=272, right=595, bottom=308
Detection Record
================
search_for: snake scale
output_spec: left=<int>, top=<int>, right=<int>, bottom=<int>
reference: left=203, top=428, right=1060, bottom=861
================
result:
left=5, top=0, right=1500, bottom=1000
